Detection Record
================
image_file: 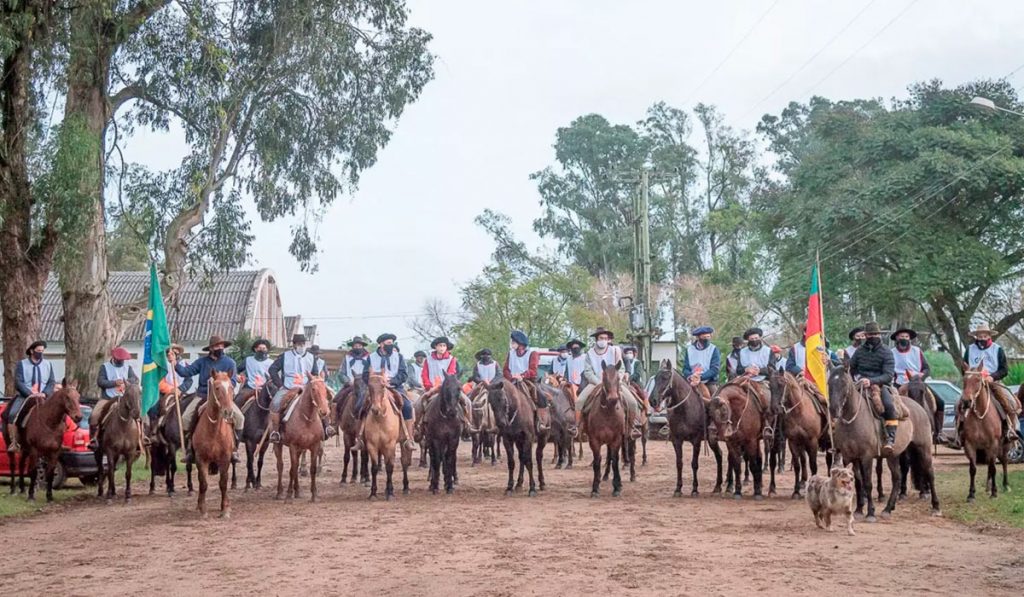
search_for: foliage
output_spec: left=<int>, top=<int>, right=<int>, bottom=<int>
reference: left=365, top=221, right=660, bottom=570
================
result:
left=673, top=275, right=761, bottom=349
left=1005, top=361, right=1024, bottom=386
left=934, top=469, right=1024, bottom=529
left=227, top=329, right=259, bottom=363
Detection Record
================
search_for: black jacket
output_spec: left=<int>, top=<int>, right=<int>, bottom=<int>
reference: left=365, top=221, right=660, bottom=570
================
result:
left=850, top=342, right=894, bottom=386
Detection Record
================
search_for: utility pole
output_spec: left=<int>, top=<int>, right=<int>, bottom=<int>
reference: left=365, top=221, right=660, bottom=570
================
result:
left=630, top=169, right=654, bottom=372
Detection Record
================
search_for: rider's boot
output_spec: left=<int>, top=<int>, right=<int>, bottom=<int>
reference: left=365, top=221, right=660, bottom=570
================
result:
left=400, top=417, right=416, bottom=451
left=1005, top=412, right=1020, bottom=442
left=536, top=406, right=551, bottom=433
left=882, top=422, right=898, bottom=455
left=269, top=412, right=282, bottom=444
left=7, top=424, right=20, bottom=453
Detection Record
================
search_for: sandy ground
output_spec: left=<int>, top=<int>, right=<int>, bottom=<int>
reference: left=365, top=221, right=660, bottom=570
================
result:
left=1, top=439, right=1020, bottom=596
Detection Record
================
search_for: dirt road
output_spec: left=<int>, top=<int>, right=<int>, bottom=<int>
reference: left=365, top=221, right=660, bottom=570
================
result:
left=1, top=440, right=1019, bottom=596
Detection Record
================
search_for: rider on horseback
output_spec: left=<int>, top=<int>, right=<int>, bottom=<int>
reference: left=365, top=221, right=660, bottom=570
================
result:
left=503, top=330, right=550, bottom=433
left=421, top=337, right=473, bottom=429
left=890, top=327, right=930, bottom=387
left=960, top=323, right=1020, bottom=442
left=236, top=338, right=272, bottom=406
left=88, top=346, right=140, bottom=449
left=574, top=328, right=644, bottom=439
left=171, top=335, right=245, bottom=463
left=682, top=326, right=721, bottom=396
left=470, top=349, right=499, bottom=384
left=550, top=345, right=570, bottom=379
left=338, top=336, right=371, bottom=387
left=407, top=350, right=427, bottom=392
left=725, top=336, right=744, bottom=380
left=352, top=334, right=416, bottom=451
left=566, top=339, right=587, bottom=389
left=7, top=340, right=56, bottom=453
left=844, top=327, right=865, bottom=361
left=622, top=346, right=646, bottom=385
left=268, top=334, right=332, bottom=443
left=148, top=344, right=193, bottom=436
left=849, top=322, right=899, bottom=455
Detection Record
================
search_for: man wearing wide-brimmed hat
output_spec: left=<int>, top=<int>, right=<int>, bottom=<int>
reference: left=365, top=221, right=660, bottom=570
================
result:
left=170, top=334, right=244, bottom=463
left=890, top=326, right=930, bottom=387
left=566, top=339, right=587, bottom=388
left=339, top=336, right=371, bottom=388
left=7, top=340, right=56, bottom=453
left=236, top=338, right=272, bottom=407
left=353, top=333, right=414, bottom=451
left=844, top=327, right=865, bottom=361
left=849, top=322, right=899, bottom=454
left=89, top=345, right=141, bottom=437
left=682, top=326, right=721, bottom=395
left=961, top=322, right=1020, bottom=441
left=422, top=336, right=458, bottom=392
left=268, top=333, right=321, bottom=443
left=575, top=327, right=645, bottom=439
left=470, top=349, right=499, bottom=384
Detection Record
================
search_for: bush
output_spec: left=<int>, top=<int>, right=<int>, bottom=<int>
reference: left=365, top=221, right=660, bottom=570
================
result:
left=925, top=351, right=959, bottom=382
left=1005, top=362, right=1024, bottom=386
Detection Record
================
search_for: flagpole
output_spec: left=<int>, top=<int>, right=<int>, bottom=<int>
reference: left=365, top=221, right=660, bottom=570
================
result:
left=172, top=359, right=186, bottom=453
left=816, top=251, right=837, bottom=456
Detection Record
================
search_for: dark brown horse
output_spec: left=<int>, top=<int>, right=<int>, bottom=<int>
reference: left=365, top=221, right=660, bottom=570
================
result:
left=960, top=368, right=1010, bottom=502
left=424, top=374, right=463, bottom=495
left=192, top=372, right=235, bottom=518
left=768, top=370, right=824, bottom=498
left=95, top=382, right=142, bottom=503
left=335, top=381, right=369, bottom=484
left=233, top=384, right=272, bottom=491
left=649, top=360, right=723, bottom=497
left=149, top=393, right=195, bottom=496
left=468, top=383, right=499, bottom=466
left=708, top=378, right=767, bottom=500
left=544, top=378, right=576, bottom=470
left=487, top=378, right=538, bottom=496
left=275, top=376, right=330, bottom=502
left=584, top=361, right=626, bottom=497
left=11, top=382, right=83, bottom=501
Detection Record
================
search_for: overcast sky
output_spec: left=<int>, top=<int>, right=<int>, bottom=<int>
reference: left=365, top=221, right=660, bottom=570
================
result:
left=134, top=0, right=1024, bottom=351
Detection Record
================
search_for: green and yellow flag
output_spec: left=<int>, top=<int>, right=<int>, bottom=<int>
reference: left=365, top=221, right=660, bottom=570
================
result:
left=804, top=263, right=829, bottom=399
left=141, top=264, right=171, bottom=414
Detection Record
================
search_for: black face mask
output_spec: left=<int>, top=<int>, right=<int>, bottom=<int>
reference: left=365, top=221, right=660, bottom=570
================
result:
left=481, top=357, right=493, bottom=365
left=31, top=352, right=43, bottom=362
left=255, top=351, right=268, bottom=361
left=211, top=348, right=225, bottom=359
left=864, top=337, right=882, bottom=349
left=382, top=345, right=394, bottom=355
left=747, top=340, right=761, bottom=349
left=695, top=339, right=708, bottom=349
left=975, top=339, right=992, bottom=349
left=852, top=339, right=863, bottom=348
left=896, top=339, right=911, bottom=350
left=112, top=359, right=125, bottom=367
left=571, top=347, right=582, bottom=357
left=350, top=347, right=365, bottom=357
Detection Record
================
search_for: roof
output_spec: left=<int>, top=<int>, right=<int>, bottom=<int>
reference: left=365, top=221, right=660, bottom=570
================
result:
left=40, top=270, right=273, bottom=343
left=284, top=315, right=301, bottom=336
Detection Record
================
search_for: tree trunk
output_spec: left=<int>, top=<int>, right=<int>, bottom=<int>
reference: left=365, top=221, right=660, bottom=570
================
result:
left=56, top=7, right=119, bottom=393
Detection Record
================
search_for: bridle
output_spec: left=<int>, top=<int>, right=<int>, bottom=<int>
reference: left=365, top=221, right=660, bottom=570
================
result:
left=661, top=372, right=693, bottom=412
left=960, top=371, right=991, bottom=420
left=206, top=379, right=233, bottom=424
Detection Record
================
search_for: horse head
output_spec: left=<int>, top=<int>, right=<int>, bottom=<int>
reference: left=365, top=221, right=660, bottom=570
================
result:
left=600, top=360, right=621, bottom=406
left=210, top=371, right=234, bottom=420
left=768, top=369, right=788, bottom=415
left=58, top=380, right=83, bottom=424
left=708, top=394, right=733, bottom=440
left=439, top=374, right=461, bottom=418
left=305, top=375, right=330, bottom=418
left=649, top=360, right=676, bottom=412
left=960, top=364, right=987, bottom=411
left=487, top=379, right=513, bottom=428
left=123, top=382, right=142, bottom=421
left=367, top=373, right=390, bottom=417
left=827, top=363, right=854, bottom=421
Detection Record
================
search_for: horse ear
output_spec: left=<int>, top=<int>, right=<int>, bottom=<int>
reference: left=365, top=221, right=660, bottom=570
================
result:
left=614, top=360, right=621, bottom=371
left=661, top=359, right=672, bottom=371
left=601, top=361, right=608, bottom=371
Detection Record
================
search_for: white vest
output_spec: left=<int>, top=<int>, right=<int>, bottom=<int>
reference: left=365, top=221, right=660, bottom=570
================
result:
left=587, top=346, right=621, bottom=376
left=315, top=357, right=326, bottom=376
left=844, top=345, right=858, bottom=360
left=892, top=346, right=925, bottom=385
left=282, top=350, right=314, bottom=390
left=738, top=346, right=771, bottom=382
left=551, top=357, right=569, bottom=378
left=346, top=355, right=367, bottom=381
left=567, top=355, right=586, bottom=385
left=967, top=342, right=1000, bottom=373
left=477, top=362, right=497, bottom=383
left=19, top=358, right=52, bottom=395
left=791, top=342, right=806, bottom=372
left=369, top=350, right=402, bottom=378
left=426, top=354, right=454, bottom=384
left=102, top=361, right=131, bottom=398
left=686, top=342, right=715, bottom=373
left=506, top=348, right=535, bottom=376
left=244, top=355, right=272, bottom=389
left=726, top=352, right=740, bottom=375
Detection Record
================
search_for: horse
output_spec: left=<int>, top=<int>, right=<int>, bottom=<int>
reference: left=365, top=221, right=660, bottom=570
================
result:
left=11, top=381, right=83, bottom=501
left=828, top=365, right=939, bottom=520
left=487, top=378, right=538, bottom=497
left=897, top=378, right=938, bottom=498
left=649, top=360, right=723, bottom=497
left=232, top=384, right=272, bottom=491
left=95, top=382, right=142, bottom=503
left=423, top=374, right=463, bottom=495
left=584, top=361, right=626, bottom=498
left=149, top=393, right=195, bottom=496
left=335, top=380, right=369, bottom=485
left=192, top=372, right=236, bottom=518
left=468, top=383, right=498, bottom=466
left=708, top=377, right=768, bottom=500
left=544, top=378, right=576, bottom=470
left=275, top=376, right=330, bottom=502
left=959, top=367, right=1010, bottom=502
left=362, top=373, right=413, bottom=499
left=768, top=370, right=825, bottom=498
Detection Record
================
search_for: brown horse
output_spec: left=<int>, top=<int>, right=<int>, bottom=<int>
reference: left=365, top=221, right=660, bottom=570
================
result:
left=487, top=378, right=538, bottom=496
left=192, top=372, right=236, bottom=518
left=95, top=382, right=142, bottom=503
left=275, top=376, right=330, bottom=502
left=960, top=368, right=1010, bottom=501
left=768, top=370, right=824, bottom=499
left=363, top=373, right=412, bottom=499
left=335, top=381, right=369, bottom=484
left=468, top=382, right=499, bottom=466
left=545, top=379, right=576, bottom=470
left=584, top=361, right=626, bottom=497
left=424, top=374, right=462, bottom=495
left=12, top=382, right=83, bottom=501
left=708, top=378, right=767, bottom=500
left=649, top=360, right=723, bottom=497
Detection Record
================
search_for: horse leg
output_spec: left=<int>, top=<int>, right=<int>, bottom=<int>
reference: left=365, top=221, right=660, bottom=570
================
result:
left=874, top=457, right=884, bottom=501
left=369, top=446, right=380, bottom=500
left=275, top=443, right=285, bottom=500
left=168, top=449, right=177, bottom=496
left=882, top=455, right=900, bottom=517
left=244, top=440, right=255, bottom=491
left=401, top=442, right=411, bottom=495
left=860, top=459, right=876, bottom=522
left=428, top=443, right=440, bottom=495
left=1001, top=450, right=1010, bottom=492
left=753, top=444, right=765, bottom=500
left=611, top=443, right=622, bottom=497
left=515, top=442, right=526, bottom=490
left=768, top=443, right=777, bottom=497
left=590, top=443, right=602, bottom=497
left=966, top=446, right=977, bottom=502
left=310, top=447, right=319, bottom=503
left=289, top=446, right=301, bottom=499
left=445, top=440, right=457, bottom=494
left=196, top=459, right=208, bottom=518
left=360, top=449, right=370, bottom=485
left=628, top=438, right=636, bottom=482
left=219, top=457, right=231, bottom=518
left=186, top=458, right=194, bottom=496
left=672, top=439, right=684, bottom=497
left=852, top=459, right=865, bottom=516
left=729, top=448, right=742, bottom=499
left=641, top=432, right=648, bottom=466
left=988, top=457, right=998, bottom=499
left=602, top=444, right=611, bottom=481
left=107, top=453, right=118, bottom=500
left=95, top=446, right=105, bottom=498
left=124, top=451, right=133, bottom=504
left=385, top=452, right=395, bottom=500
left=230, top=457, right=237, bottom=490
left=43, top=457, right=56, bottom=503
left=566, top=434, right=574, bottom=469
left=790, top=445, right=802, bottom=499
left=535, top=437, right=546, bottom=492
left=898, top=452, right=910, bottom=500
left=710, top=442, right=723, bottom=494
left=504, top=437, right=515, bottom=496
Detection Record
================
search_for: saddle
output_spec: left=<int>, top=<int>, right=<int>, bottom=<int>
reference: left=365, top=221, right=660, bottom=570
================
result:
left=795, top=377, right=828, bottom=417
left=696, top=383, right=712, bottom=403
left=866, top=386, right=909, bottom=420
left=726, top=378, right=769, bottom=414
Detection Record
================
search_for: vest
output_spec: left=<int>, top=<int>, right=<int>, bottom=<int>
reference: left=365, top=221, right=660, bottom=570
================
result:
left=726, top=352, right=740, bottom=375
left=506, top=348, right=534, bottom=376
left=244, top=355, right=272, bottom=389
left=346, top=354, right=367, bottom=382
left=567, top=355, right=586, bottom=385
left=587, top=346, right=620, bottom=376
left=369, top=350, right=402, bottom=378
left=738, top=346, right=771, bottom=382
left=19, top=358, right=52, bottom=395
left=845, top=345, right=858, bottom=360
left=686, top=342, right=715, bottom=373
left=967, top=342, right=1000, bottom=373
left=408, top=362, right=423, bottom=384
left=791, top=342, right=806, bottom=372
left=477, top=362, right=497, bottom=383
left=315, top=357, right=326, bottom=376
left=623, top=359, right=638, bottom=377
left=102, top=361, right=131, bottom=398
left=551, top=357, right=569, bottom=378
left=282, top=350, right=314, bottom=390
left=892, top=346, right=925, bottom=385
left=164, top=358, right=188, bottom=387
left=427, top=354, right=454, bottom=385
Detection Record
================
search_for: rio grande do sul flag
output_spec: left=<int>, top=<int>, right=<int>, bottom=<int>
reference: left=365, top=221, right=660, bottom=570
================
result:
left=804, top=263, right=829, bottom=399
left=141, top=264, right=171, bottom=414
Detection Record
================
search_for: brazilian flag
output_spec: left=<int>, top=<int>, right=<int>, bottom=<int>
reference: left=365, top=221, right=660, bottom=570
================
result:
left=141, top=264, right=171, bottom=414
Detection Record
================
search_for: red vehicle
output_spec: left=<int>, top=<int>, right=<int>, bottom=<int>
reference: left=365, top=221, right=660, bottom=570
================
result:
left=0, top=399, right=98, bottom=489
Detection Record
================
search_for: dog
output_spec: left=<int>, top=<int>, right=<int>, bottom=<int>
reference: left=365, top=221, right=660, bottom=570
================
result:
left=806, top=464, right=856, bottom=536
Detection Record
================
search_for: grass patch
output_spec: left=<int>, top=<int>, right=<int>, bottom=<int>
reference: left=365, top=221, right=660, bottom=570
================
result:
left=934, top=468, right=1024, bottom=529
left=925, top=351, right=960, bottom=382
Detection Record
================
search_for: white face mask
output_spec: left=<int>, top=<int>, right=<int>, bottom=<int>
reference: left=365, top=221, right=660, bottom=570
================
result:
left=558, top=352, right=568, bottom=360
left=294, top=346, right=306, bottom=356
left=596, top=339, right=608, bottom=349
left=510, top=343, right=518, bottom=351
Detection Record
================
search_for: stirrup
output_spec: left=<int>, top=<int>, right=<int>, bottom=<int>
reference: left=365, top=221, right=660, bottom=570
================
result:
left=352, top=438, right=365, bottom=452
left=269, top=431, right=281, bottom=444
left=7, top=441, right=20, bottom=453
left=403, top=439, right=416, bottom=450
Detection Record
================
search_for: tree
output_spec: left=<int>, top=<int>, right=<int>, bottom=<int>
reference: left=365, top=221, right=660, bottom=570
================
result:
left=408, top=298, right=462, bottom=346
left=755, top=80, right=1024, bottom=364
left=53, top=1, right=434, bottom=387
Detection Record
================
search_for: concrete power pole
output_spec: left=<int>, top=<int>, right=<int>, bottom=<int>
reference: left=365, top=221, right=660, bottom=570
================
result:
left=630, top=169, right=654, bottom=372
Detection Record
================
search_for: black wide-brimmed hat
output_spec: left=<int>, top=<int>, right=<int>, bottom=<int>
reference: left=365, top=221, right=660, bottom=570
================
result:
left=590, top=327, right=615, bottom=340
left=431, top=336, right=453, bottom=350
left=347, top=335, right=369, bottom=347
left=848, top=327, right=864, bottom=341
left=291, top=334, right=307, bottom=345
left=25, top=340, right=47, bottom=356
left=376, top=333, right=397, bottom=344
left=566, top=339, right=585, bottom=350
left=889, top=327, right=917, bottom=341
left=742, top=327, right=763, bottom=340
left=251, top=338, right=270, bottom=351
left=475, top=348, right=492, bottom=360
left=202, top=335, right=233, bottom=351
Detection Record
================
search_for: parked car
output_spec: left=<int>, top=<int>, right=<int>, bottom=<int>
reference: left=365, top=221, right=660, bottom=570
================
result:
left=0, top=399, right=98, bottom=489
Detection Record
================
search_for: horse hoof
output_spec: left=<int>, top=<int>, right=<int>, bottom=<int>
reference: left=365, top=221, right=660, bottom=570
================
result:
left=403, top=488, right=410, bottom=495
left=918, top=492, right=929, bottom=501
left=865, top=515, right=877, bottom=523
left=386, top=494, right=394, bottom=501
left=673, top=490, right=682, bottom=498
left=220, top=510, right=231, bottom=519
left=505, top=489, right=514, bottom=497
left=733, top=494, right=742, bottom=500
left=565, top=464, right=572, bottom=470
left=528, top=489, right=537, bottom=498
left=188, top=490, right=194, bottom=497
left=967, top=496, right=975, bottom=503
left=691, top=490, right=699, bottom=498
left=791, top=493, right=802, bottom=500
left=590, top=491, right=599, bottom=498
left=446, top=488, right=454, bottom=495
left=880, top=510, right=892, bottom=519
left=612, top=490, right=622, bottom=498
left=431, top=489, right=439, bottom=496
left=125, top=497, right=132, bottom=505
left=148, top=489, right=155, bottom=496
left=931, top=509, right=943, bottom=517
left=754, top=494, right=764, bottom=502
left=898, top=493, right=907, bottom=502
left=200, top=512, right=208, bottom=520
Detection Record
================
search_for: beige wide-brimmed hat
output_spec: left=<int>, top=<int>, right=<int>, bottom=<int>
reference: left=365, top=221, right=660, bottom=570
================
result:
left=969, top=322, right=995, bottom=337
